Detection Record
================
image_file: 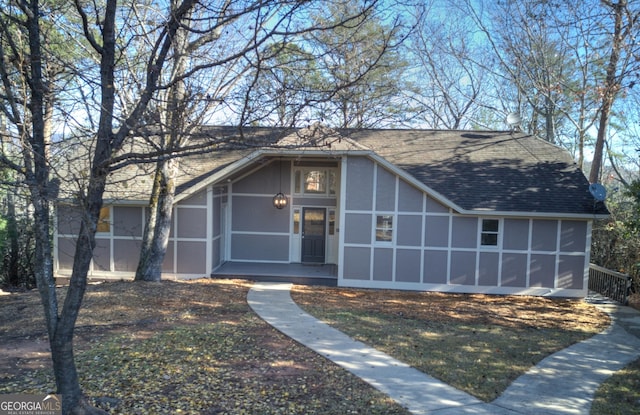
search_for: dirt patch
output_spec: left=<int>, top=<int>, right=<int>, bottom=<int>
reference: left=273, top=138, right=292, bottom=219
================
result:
left=0, top=279, right=253, bottom=383
left=0, top=280, right=409, bottom=415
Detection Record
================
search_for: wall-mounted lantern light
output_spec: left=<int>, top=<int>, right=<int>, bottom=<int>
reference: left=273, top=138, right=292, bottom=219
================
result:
left=273, top=192, right=288, bottom=209
left=273, top=159, right=288, bottom=209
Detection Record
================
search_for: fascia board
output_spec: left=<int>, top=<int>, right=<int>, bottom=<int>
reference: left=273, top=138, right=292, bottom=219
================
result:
left=173, top=149, right=266, bottom=203
left=173, top=148, right=610, bottom=220
left=454, top=210, right=609, bottom=220
left=173, top=147, right=362, bottom=204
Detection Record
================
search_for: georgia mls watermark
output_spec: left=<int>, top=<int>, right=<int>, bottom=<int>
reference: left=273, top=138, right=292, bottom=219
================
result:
left=0, top=394, right=61, bottom=415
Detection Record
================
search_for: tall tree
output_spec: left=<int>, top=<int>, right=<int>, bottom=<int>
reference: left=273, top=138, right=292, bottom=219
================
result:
left=241, top=41, right=320, bottom=126
left=134, top=1, right=197, bottom=282
left=312, top=1, right=411, bottom=128
left=0, top=1, right=203, bottom=412
left=589, top=0, right=640, bottom=183
left=465, top=0, right=580, bottom=143
left=136, top=1, right=411, bottom=282
left=462, top=0, right=640, bottom=172
left=240, top=0, right=412, bottom=128
left=407, top=2, right=487, bottom=129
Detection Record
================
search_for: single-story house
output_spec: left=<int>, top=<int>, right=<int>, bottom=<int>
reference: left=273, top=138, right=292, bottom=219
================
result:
left=54, top=125, right=608, bottom=297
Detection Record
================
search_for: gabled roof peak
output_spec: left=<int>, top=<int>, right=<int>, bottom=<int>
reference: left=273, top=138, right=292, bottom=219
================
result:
left=275, top=122, right=369, bottom=152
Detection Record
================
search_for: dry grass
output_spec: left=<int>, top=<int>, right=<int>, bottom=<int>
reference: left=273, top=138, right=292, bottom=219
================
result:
left=291, top=285, right=610, bottom=402
left=0, top=279, right=626, bottom=413
left=0, top=280, right=408, bottom=415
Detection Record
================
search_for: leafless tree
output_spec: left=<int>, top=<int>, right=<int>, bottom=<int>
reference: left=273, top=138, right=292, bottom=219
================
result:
left=407, top=2, right=488, bottom=129
left=588, top=0, right=640, bottom=183
left=133, top=0, right=417, bottom=282
left=0, top=1, right=412, bottom=411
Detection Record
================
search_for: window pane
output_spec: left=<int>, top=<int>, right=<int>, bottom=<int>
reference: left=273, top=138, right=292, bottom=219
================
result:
left=304, top=170, right=326, bottom=193
left=481, top=233, right=498, bottom=246
left=294, top=171, right=301, bottom=194
left=304, top=209, right=325, bottom=236
left=376, top=229, right=393, bottom=242
left=97, top=207, right=110, bottom=233
left=376, top=215, right=393, bottom=242
left=482, top=219, right=499, bottom=232
left=377, top=215, right=393, bottom=228
left=329, top=210, right=335, bottom=235
left=293, top=209, right=300, bottom=234
left=329, top=171, right=337, bottom=195
left=481, top=219, right=499, bottom=246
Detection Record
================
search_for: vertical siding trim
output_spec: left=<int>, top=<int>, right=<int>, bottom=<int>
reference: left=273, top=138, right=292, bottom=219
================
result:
left=392, top=174, right=400, bottom=282
left=206, top=185, right=213, bottom=274
left=554, top=220, right=562, bottom=289
left=420, top=194, right=426, bottom=282
left=369, top=165, right=378, bottom=282
left=227, top=182, right=233, bottom=261
left=526, top=219, right=533, bottom=287
left=53, top=207, right=59, bottom=273
left=584, top=220, right=593, bottom=291
left=170, top=204, right=177, bottom=274
left=446, top=212, right=453, bottom=284
left=109, top=206, right=115, bottom=272
left=475, top=218, right=481, bottom=286
left=337, top=157, right=348, bottom=282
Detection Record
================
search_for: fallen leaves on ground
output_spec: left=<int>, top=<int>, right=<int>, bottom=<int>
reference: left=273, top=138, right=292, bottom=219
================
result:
left=0, top=280, right=408, bottom=415
left=291, top=285, right=610, bottom=402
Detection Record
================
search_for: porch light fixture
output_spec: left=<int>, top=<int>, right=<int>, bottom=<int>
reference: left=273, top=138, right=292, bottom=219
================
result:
left=273, top=159, right=288, bottom=209
left=273, top=192, right=288, bottom=209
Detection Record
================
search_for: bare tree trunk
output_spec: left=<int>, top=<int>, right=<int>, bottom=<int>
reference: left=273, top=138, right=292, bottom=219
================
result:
left=136, top=167, right=161, bottom=280
left=135, top=0, right=187, bottom=281
left=590, top=99, right=614, bottom=184
left=53, top=176, right=108, bottom=414
left=135, top=160, right=176, bottom=281
left=19, top=2, right=99, bottom=412
left=545, top=95, right=555, bottom=144
left=589, top=0, right=626, bottom=184
left=5, top=190, right=20, bottom=286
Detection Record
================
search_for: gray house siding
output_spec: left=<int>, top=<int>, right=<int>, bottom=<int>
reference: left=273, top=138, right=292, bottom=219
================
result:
left=56, top=204, right=145, bottom=276
left=55, top=185, right=217, bottom=278
left=229, top=161, right=291, bottom=263
left=339, top=156, right=590, bottom=297
left=210, top=188, right=224, bottom=270
left=54, top=146, right=592, bottom=298
left=51, top=128, right=604, bottom=298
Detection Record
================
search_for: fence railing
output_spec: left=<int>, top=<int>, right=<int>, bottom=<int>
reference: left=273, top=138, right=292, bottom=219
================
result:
left=588, top=263, right=632, bottom=305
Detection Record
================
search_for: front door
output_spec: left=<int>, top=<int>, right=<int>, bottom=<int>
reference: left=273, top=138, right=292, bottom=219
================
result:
left=301, top=207, right=326, bottom=263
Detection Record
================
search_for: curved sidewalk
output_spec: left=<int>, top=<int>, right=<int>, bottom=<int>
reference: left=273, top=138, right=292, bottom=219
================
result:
left=248, top=282, right=640, bottom=415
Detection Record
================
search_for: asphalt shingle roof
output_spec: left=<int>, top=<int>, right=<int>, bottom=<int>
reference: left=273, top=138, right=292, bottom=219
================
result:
left=343, top=129, right=607, bottom=216
left=62, top=126, right=606, bottom=217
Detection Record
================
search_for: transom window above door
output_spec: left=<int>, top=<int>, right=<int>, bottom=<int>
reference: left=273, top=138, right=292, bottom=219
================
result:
left=294, top=168, right=337, bottom=196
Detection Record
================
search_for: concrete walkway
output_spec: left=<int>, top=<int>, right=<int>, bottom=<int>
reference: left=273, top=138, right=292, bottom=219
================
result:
left=247, top=282, right=640, bottom=415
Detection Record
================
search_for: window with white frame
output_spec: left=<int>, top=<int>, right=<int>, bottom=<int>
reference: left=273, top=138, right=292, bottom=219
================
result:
left=329, top=209, right=336, bottom=235
left=481, top=219, right=500, bottom=246
left=293, top=168, right=336, bottom=196
left=293, top=208, right=301, bottom=234
left=376, top=215, right=394, bottom=242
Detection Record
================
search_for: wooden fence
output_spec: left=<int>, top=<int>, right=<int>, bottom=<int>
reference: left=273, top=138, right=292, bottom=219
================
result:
left=588, top=263, right=633, bottom=305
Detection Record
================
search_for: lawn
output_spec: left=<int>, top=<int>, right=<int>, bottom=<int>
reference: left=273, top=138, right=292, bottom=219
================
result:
left=291, top=285, right=609, bottom=402
left=0, top=280, right=407, bottom=414
left=0, top=278, right=633, bottom=414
